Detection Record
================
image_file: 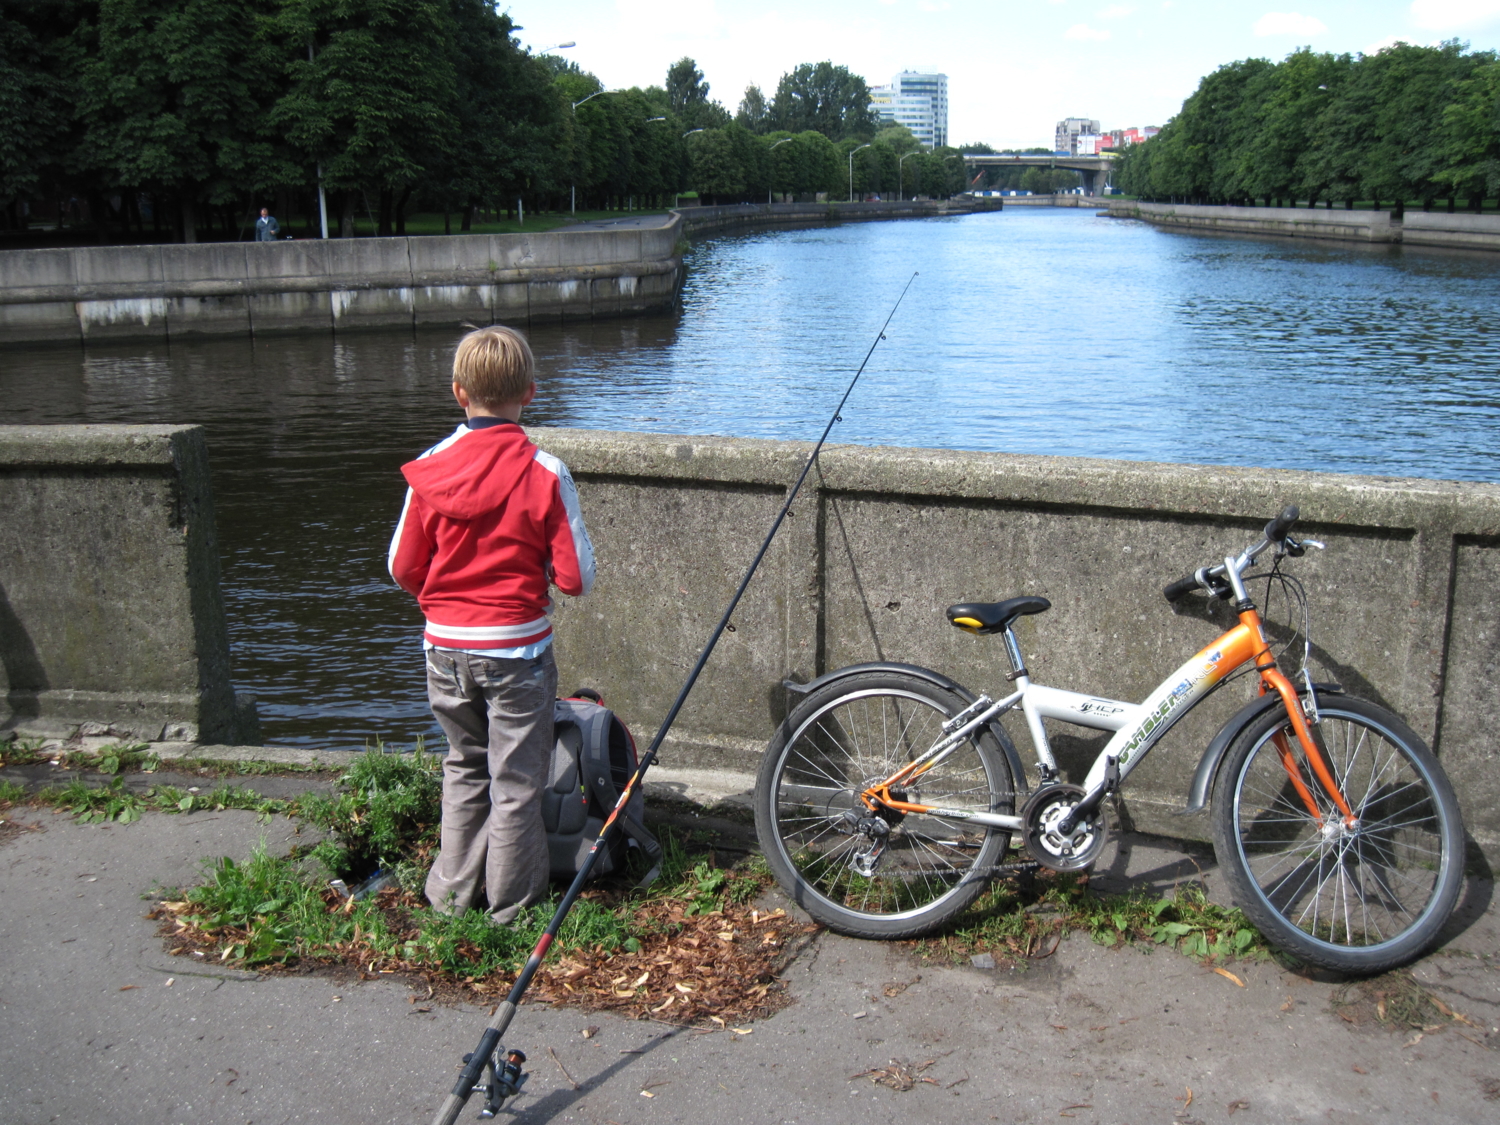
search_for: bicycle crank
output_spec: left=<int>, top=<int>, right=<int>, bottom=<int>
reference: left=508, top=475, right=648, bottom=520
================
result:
left=1021, top=783, right=1107, bottom=872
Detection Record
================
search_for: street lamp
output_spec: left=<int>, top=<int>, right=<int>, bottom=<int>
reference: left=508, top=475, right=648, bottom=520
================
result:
left=535, top=41, right=576, bottom=52
left=569, top=88, right=622, bottom=214
left=768, top=137, right=793, bottom=205
left=848, top=143, right=871, bottom=203
left=683, top=128, right=704, bottom=138
left=898, top=151, right=919, bottom=202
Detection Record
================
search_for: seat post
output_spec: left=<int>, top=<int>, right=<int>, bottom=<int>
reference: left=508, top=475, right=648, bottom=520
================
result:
left=1002, top=626, right=1029, bottom=682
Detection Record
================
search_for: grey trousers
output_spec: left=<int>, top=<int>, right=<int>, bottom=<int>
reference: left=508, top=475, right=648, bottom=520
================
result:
left=423, top=646, right=557, bottom=924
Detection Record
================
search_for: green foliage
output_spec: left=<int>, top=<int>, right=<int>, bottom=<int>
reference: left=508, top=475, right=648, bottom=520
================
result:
left=921, top=873, right=1270, bottom=967
left=768, top=61, right=879, bottom=140
left=1121, top=41, right=1498, bottom=209
left=0, top=778, right=29, bottom=804
left=34, top=777, right=292, bottom=824
left=298, top=740, right=442, bottom=882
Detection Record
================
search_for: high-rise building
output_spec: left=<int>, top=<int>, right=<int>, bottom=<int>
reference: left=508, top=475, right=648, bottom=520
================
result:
left=869, top=71, right=948, bottom=148
left=1055, top=117, right=1101, bottom=155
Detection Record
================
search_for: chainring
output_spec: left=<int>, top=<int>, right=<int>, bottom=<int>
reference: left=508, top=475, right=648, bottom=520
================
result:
left=1021, top=783, right=1107, bottom=872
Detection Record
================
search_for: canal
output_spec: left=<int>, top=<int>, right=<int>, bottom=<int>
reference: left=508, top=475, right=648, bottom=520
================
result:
left=3, top=208, right=1498, bottom=747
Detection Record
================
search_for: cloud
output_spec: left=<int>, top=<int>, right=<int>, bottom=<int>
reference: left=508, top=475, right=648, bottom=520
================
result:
left=1363, top=33, right=1407, bottom=53
left=917, top=0, right=952, bottom=10
left=1409, top=0, right=1500, bottom=28
left=1099, top=4, right=1136, bottom=17
left=1253, top=11, right=1329, bottom=36
left=1064, top=23, right=1112, bottom=39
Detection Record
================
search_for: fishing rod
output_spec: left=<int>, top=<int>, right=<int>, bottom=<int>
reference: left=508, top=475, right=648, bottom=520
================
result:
left=429, top=271, right=920, bottom=1125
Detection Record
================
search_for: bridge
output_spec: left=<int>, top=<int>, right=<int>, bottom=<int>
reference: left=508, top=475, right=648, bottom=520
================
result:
left=962, top=152, right=1117, bottom=196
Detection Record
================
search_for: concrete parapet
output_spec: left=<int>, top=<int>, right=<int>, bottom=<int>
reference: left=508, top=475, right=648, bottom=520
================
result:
left=0, top=218, right=687, bottom=346
left=1401, top=211, right=1500, bottom=250
left=0, top=424, right=258, bottom=745
left=1106, top=201, right=1399, bottom=242
left=676, top=198, right=978, bottom=239
left=535, top=428, right=1500, bottom=859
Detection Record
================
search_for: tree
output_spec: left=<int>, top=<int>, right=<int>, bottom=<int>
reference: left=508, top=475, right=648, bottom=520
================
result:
left=80, top=0, right=290, bottom=242
left=767, top=61, right=879, bottom=140
left=666, top=55, right=728, bottom=131
left=736, top=84, right=767, bottom=133
left=687, top=128, right=742, bottom=202
left=874, top=124, right=921, bottom=155
left=0, top=1, right=94, bottom=230
left=1435, top=55, right=1500, bottom=208
left=270, top=0, right=459, bottom=236
left=434, top=2, right=559, bottom=232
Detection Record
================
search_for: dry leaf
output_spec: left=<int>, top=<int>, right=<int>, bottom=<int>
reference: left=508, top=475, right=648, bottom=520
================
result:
left=1212, top=967, right=1245, bottom=987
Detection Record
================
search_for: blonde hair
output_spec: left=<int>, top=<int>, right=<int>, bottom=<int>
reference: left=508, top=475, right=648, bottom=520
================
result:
left=452, top=326, right=535, bottom=407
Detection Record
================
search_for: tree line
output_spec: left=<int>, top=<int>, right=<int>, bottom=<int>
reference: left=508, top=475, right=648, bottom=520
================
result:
left=1116, top=41, right=1500, bottom=214
left=0, top=0, right=968, bottom=243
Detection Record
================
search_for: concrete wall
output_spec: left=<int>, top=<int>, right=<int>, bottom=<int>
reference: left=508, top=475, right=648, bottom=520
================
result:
left=1107, top=200, right=1500, bottom=251
left=0, top=425, right=257, bottom=744
left=0, top=220, right=686, bottom=347
left=537, top=428, right=1500, bottom=857
left=1401, top=211, right=1500, bottom=250
left=1105, top=201, right=1400, bottom=242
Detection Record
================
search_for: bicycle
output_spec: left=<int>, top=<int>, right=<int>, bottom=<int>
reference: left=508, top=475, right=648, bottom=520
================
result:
left=753, top=505, right=1465, bottom=973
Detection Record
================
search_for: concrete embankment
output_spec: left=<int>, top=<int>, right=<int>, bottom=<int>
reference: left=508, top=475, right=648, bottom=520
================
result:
left=1106, top=199, right=1500, bottom=249
left=0, top=219, right=686, bottom=346
left=0, top=200, right=1000, bottom=347
left=533, top=429, right=1500, bottom=859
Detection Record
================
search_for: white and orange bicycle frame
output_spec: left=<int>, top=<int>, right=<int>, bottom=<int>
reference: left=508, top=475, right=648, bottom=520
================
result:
left=859, top=550, right=1354, bottom=833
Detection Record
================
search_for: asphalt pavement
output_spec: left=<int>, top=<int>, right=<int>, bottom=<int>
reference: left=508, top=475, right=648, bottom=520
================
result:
left=2, top=804, right=1496, bottom=1125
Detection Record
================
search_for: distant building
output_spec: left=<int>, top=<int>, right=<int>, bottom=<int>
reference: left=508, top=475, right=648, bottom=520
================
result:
left=1055, top=117, right=1100, bottom=155
left=870, top=71, right=948, bottom=148
left=1116, top=126, right=1160, bottom=146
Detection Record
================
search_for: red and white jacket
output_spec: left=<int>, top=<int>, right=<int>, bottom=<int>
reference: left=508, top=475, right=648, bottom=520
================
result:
left=388, top=420, right=594, bottom=652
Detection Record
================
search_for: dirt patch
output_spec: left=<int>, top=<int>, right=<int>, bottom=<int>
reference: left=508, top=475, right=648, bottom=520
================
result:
left=1330, top=968, right=1485, bottom=1033
left=0, top=816, right=44, bottom=847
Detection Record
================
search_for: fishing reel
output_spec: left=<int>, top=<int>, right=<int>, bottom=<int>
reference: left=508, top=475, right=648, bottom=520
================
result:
left=463, top=1045, right=528, bottom=1118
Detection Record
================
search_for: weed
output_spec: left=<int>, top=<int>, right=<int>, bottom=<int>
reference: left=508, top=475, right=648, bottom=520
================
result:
left=299, top=740, right=441, bottom=882
left=0, top=778, right=28, bottom=804
left=31, top=778, right=294, bottom=824
left=917, top=872, right=1269, bottom=966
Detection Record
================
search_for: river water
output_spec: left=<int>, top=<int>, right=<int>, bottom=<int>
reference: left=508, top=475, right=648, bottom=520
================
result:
left=4, top=209, right=1498, bottom=746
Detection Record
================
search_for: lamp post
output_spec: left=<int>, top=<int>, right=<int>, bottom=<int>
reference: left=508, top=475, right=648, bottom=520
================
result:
left=768, top=137, right=793, bottom=205
left=683, top=128, right=704, bottom=138
left=848, top=143, right=871, bottom=203
left=569, top=89, right=621, bottom=214
left=898, top=151, right=919, bottom=202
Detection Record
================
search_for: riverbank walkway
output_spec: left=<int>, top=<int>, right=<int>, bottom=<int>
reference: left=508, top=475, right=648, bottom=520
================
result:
left=2, top=761, right=1495, bottom=1125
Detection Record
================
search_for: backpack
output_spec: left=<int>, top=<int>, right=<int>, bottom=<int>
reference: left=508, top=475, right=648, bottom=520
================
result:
left=542, top=691, right=661, bottom=885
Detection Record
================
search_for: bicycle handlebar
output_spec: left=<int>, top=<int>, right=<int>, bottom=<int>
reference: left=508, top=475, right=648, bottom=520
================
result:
left=1264, top=504, right=1300, bottom=545
left=1162, top=573, right=1201, bottom=603
left=1162, top=504, right=1301, bottom=603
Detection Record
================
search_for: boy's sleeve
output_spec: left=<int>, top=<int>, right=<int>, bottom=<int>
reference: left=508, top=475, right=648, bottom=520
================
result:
left=388, top=486, right=435, bottom=595
left=543, top=458, right=595, bottom=597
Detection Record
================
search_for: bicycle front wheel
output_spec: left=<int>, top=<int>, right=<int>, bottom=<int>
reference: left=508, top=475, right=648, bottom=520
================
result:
left=1211, top=697, right=1464, bottom=974
left=754, top=670, right=1017, bottom=939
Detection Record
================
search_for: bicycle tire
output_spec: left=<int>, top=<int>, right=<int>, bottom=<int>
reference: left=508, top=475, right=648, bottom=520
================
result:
left=1211, top=696, right=1464, bottom=974
left=754, top=670, right=1017, bottom=939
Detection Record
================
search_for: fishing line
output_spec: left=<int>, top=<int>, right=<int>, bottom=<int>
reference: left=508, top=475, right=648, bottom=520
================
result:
left=429, top=270, right=919, bottom=1125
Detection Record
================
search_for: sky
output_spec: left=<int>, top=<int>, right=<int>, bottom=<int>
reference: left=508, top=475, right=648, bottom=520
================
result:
left=506, top=0, right=1500, bottom=149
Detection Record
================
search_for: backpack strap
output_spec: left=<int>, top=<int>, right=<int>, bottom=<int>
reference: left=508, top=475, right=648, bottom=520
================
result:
left=572, top=701, right=662, bottom=888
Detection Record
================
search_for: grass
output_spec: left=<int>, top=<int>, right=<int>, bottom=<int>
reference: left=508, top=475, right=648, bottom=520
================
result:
left=915, top=869, right=1269, bottom=966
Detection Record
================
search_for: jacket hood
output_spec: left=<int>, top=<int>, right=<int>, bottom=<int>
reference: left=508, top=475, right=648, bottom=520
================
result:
left=402, top=425, right=537, bottom=520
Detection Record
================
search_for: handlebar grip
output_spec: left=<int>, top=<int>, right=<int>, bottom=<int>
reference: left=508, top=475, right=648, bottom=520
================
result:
left=1264, top=503, right=1300, bottom=543
left=1163, top=574, right=1201, bottom=603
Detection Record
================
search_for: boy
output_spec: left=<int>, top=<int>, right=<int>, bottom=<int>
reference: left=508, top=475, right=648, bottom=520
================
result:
left=388, top=326, right=595, bottom=923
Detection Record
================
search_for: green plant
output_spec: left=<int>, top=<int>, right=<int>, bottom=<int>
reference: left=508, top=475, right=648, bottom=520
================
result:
left=0, top=778, right=28, bottom=804
left=299, top=740, right=442, bottom=883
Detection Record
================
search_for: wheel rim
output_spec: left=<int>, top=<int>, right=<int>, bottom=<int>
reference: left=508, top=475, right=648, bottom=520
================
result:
left=770, top=688, right=1005, bottom=922
left=1231, top=710, right=1453, bottom=954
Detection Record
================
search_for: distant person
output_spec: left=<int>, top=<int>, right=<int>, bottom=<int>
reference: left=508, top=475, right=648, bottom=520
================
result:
left=388, top=326, right=595, bottom=923
left=254, top=207, right=280, bottom=241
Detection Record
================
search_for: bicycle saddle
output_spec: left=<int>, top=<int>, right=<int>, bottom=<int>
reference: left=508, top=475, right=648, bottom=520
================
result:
left=946, top=596, right=1051, bottom=635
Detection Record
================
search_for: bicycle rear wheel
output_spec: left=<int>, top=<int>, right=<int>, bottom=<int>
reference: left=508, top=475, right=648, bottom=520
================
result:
left=1211, top=697, right=1464, bottom=974
left=754, top=670, right=1017, bottom=939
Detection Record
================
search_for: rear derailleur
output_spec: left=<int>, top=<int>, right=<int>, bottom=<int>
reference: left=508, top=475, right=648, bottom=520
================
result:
left=836, top=800, right=905, bottom=877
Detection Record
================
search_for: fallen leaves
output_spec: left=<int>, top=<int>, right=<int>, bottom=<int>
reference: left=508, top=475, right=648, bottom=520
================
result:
left=850, top=1058, right=938, bottom=1092
left=1211, top=967, right=1245, bottom=987
left=1227, top=1098, right=1250, bottom=1115
left=151, top=889, right=812, bottom=1027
